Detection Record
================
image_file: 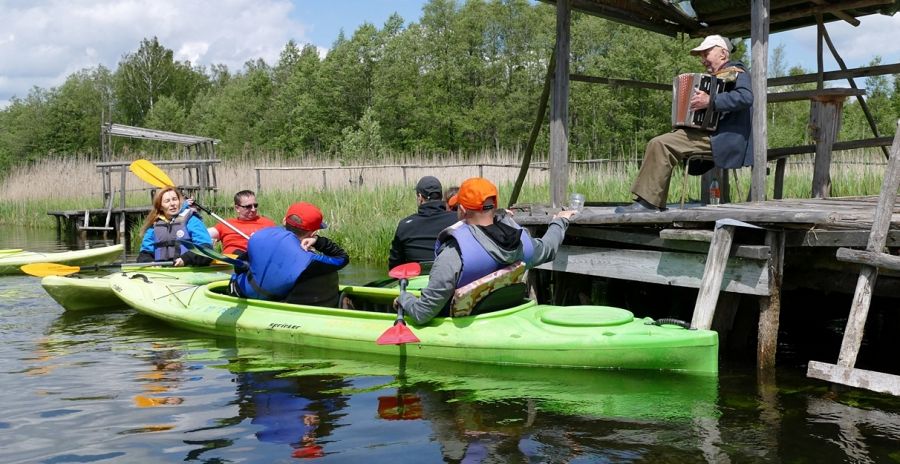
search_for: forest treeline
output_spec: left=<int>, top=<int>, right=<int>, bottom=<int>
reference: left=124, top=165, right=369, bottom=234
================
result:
left=1, top=0, right=898, bottom=176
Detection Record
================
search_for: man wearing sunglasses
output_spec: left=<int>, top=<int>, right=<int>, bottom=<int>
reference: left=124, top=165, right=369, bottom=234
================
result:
left=208, top=190, right=276, bottom=254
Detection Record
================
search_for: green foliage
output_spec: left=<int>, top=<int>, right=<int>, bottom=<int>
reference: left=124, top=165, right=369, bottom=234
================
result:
left=0, top=0, right=897, bottom=169
left=340, top=107, right=386, bottom=163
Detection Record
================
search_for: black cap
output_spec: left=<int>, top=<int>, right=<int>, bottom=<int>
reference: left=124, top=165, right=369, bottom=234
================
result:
left=415, top=176, right=443, bottom=200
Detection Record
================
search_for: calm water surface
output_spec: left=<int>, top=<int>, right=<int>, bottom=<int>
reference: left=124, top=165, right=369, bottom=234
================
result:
left=2, top=226, right=900, bottom=463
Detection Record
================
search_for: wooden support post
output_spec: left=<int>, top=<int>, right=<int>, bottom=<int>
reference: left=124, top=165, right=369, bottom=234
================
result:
left=691, top=225, right=735, bottom=330
left=809, top=95, right=844, bottom=198
left=256, top=168, right=262, bottom=193
left=774, top=158, right=786, bottom=199
left=750, top=0, right=769, bottom=202
left=757, top=229, right=785, bottom=372
left=549, top=0, right=570, bottom=208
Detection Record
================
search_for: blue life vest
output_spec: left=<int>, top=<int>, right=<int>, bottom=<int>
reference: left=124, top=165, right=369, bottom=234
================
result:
left=437, top=222, right=534, bottom=288
left=232, top=227, right=314, bottom=300
left=152, top=209, right=194, bottom=261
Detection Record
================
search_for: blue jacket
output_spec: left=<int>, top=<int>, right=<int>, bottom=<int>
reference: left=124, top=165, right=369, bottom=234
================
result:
left=139, top=208, right=212, bottom=258
left=710, top=60, right=754, bottom=169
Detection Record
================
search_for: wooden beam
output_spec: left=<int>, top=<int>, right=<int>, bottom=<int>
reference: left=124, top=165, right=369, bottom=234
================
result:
left=569, top=227, right=770, bottom=259
left=570, top=74, right=670, bottom=91
left=837, top=248, right=900, bottom=272
left=810, top=97, right=844, bottom=198
left=535, top=245, right=770, bottom=296
left=810, top=0, right=860, bottom=26
left=707, top=0, right=893, bottom=36
left=750, top=0, right=769, bottom=202
left=509, top=49, right=555, bottom=206
left=767, top=136, right=894, bottom=159
left=767, top=87, right=864, bottom=103
left=691, top=225, right=736, bottom=329
left=550, top=0, right=570, bottom=208
left=807, top=361, right=900, bottom=396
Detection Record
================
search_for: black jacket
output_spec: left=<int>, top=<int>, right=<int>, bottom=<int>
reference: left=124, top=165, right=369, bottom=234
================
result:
left=388, top=201, right=458, bottom=269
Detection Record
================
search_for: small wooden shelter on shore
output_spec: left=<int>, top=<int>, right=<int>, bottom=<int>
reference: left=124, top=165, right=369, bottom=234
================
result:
left=48, top=123, right=220, bottom=245
left=512, top=0, right=900, bottom=395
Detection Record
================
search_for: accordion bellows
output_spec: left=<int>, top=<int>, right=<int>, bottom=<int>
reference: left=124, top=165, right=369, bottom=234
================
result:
left=672, top=73, right=725, bottom=131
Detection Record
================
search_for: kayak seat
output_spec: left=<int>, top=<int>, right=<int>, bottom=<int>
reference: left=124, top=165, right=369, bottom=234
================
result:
left=466, top=282, right=528, bottom=316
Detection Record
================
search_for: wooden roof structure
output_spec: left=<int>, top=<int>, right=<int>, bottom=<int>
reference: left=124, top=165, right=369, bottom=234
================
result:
left=534, top=0, right=898, bottom=208
left=540, top=0, right=900, bottom=38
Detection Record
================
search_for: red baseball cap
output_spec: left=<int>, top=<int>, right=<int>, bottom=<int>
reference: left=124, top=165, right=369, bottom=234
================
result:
left=448, top=177, right=498, bottom=211
left=284, top=202, right=328, bottom=231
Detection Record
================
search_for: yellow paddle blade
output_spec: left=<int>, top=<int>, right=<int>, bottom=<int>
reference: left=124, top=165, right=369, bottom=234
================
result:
left=130, top=159, right=175, bottom=188
left=0, top=248, right=23, bottom=254
left=21, top=263, right=81, bottom=277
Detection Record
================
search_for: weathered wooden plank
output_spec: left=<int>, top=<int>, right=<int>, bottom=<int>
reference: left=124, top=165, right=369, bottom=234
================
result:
left=768, top=87, right=864, bottom=103
left=786, top=229, right=900, bottom=247
left=567, top=227, right=770, bottom=259
left=836, top=248, right=900, bottom=271
left=810, top=99, right=842, bottom=198
left=536, top=245, right=770, bottom=296
left=691, top=226, right=736, bottom=329
left=750, top=0, right=768, bottom=202
left=807, top=361, right=900, bottom=396
left=659, top=228, right=713, bottom=242
left=767, top=63, right=900, bottom=87
left=549, top=0, right=570, bottom=208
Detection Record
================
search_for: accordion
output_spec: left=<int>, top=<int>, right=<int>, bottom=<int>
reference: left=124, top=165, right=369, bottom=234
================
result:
left=671, top=73, right=725, bottom=131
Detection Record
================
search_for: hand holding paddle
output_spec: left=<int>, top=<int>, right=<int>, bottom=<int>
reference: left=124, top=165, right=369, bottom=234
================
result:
left=377, top=262, right=422, bottom=345
left=178, top=239, right=248, bottom=272
left=21, top=261, right=174, bottom=277
left=129, top=159, right=250, bottom=240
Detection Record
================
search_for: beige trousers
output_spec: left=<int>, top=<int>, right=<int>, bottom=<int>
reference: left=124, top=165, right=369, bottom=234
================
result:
left=631, top=128, right=711, bottom=208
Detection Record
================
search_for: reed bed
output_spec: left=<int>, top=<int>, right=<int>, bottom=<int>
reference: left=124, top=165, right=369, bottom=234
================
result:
left=0, top=150, right=887, bottom=263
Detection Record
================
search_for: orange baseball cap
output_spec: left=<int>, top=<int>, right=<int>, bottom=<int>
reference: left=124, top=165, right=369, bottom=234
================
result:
left=284, top=202, right=327, bottom=231
left=448, top=177, right=498, bottom=211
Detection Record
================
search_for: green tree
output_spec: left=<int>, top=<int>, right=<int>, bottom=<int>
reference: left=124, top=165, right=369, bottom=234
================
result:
left=115, top=37, right=177, bottom=126
left=340, top=107, right=386, bottom=162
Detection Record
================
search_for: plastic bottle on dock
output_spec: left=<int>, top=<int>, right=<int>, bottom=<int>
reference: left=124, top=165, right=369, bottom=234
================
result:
left=709, top=177, right=720, bottom=205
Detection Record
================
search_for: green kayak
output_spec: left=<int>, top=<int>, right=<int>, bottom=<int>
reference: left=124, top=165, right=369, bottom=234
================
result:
left=42, top=264, right=231, bottom=312
left=0, top=244, right=124, bottom=275
left=110, top=273, right=718, bottom=373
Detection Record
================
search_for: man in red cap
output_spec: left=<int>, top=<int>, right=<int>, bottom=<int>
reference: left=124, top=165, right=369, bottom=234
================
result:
left=395, top=177, right=576, bottom=325
left=229, top=201, right=349, bottom=306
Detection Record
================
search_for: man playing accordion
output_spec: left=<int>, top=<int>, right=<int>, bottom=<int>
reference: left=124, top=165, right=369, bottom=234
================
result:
left=616, top=34, right=753, bottom=213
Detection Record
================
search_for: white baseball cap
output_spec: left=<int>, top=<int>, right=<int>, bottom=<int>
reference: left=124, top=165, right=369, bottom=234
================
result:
left=690, top=35, right=731, bottom=55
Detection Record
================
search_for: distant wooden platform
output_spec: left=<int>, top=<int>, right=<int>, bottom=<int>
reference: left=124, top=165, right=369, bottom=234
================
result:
left=48, top=207, right=151, bottom=242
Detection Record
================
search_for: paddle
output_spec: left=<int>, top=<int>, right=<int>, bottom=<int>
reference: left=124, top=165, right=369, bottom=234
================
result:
left=21, top=261, right=174, bottom=277
left=376, top=262, right=422, bottom=345
left=129, top=159, right=250, bottom=240
left=178, top=239, right=248, bottom=271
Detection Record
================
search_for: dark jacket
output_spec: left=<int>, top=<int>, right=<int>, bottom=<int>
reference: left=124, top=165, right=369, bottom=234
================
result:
left=283, top=236, right=349, bottom=308
left=710, top=60, right=754, bottom=169
left=388, top=201, right=458, bottom=269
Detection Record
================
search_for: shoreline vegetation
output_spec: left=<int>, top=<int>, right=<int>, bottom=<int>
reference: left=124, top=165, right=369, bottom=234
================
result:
left=0, top=151, right=887, bottom=263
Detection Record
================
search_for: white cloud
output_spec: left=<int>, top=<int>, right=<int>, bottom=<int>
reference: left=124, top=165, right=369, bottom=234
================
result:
left=775, top=13, right=900, bottom=71
left=0, top=0, right=312, bottom=106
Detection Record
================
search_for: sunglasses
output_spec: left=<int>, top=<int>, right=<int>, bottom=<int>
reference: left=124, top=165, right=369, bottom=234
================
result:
left=237, top=203, right=259, bottom=209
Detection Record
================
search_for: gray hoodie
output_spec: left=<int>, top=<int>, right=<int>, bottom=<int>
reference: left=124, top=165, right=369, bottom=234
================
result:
left=397, top=213, right=570, bottom=325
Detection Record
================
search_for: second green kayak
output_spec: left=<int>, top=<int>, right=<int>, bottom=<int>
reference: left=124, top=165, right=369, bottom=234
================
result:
left=0, top=244, right=124, bottom=275
left=110, top=273, right=718, bottom=374
left=42, top=264, right=231, bottom=312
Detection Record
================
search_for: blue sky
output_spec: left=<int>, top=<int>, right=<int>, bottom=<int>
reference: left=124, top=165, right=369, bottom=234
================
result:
left=0, top=0, right=897, bottom=108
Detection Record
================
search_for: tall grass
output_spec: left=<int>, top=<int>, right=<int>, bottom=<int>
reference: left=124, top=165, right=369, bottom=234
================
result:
left=0, top=150, right=887, bottom=263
